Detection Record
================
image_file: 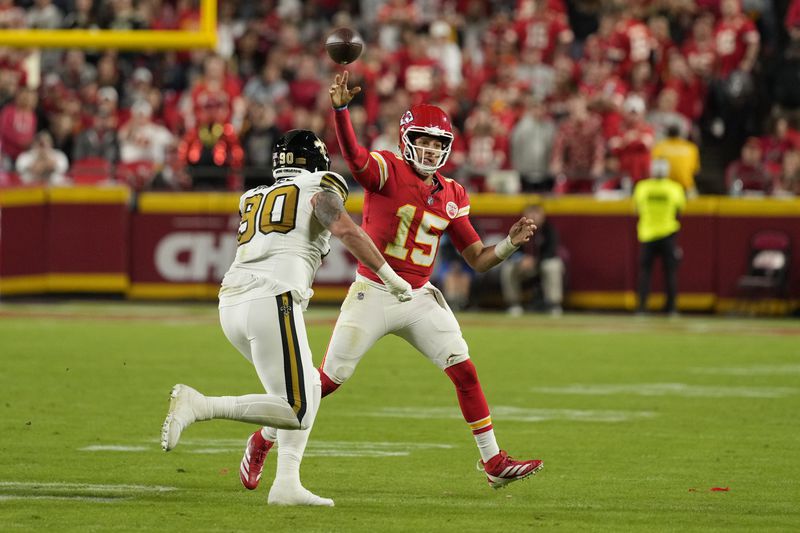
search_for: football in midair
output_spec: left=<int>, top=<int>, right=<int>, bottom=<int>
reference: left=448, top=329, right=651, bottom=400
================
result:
left=325, top=27, right=364, bottom=65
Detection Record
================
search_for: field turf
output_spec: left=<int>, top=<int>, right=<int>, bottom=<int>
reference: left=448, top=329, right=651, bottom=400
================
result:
left=1, top=302, right=798, bottom=532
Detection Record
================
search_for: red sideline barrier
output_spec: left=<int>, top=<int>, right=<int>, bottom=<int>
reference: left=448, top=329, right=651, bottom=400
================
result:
left=0, top=186, right=129, bottom=294
left=1, top=188, right=798, bottom=313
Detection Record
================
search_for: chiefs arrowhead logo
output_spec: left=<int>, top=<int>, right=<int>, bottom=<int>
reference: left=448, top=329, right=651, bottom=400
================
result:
left=400, top=110, right=413, bottom=126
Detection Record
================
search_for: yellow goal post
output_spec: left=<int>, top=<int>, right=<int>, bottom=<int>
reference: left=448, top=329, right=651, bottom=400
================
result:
left=0, top=0, right=216, bottom=50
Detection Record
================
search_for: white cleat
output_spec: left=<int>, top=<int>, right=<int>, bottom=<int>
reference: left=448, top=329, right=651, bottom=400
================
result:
left=161, top=384, right=205, bottom=452
left=267, top=481, right=334, bottom=507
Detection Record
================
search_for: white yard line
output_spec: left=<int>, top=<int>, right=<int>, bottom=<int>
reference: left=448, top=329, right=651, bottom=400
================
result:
left=365, top=406, right=657, bottom=423
left=531, top=383, right=798, bottom=398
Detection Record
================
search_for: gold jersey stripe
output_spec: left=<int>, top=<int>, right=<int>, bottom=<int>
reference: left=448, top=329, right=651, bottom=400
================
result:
left=321, top=174, right=348, bottom=201
left=276, top=293, right=306, bottom=421
left=370, top=152, right=388, bottom=190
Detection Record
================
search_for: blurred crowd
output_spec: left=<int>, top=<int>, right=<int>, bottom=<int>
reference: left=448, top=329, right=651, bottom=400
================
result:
left=0, top=0, right=799, bottom=197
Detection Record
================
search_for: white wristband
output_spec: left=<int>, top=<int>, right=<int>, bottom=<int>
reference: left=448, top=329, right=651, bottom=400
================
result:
left=376, top=263, right=405, bottom=288
left=494, top=235, right=519, bottom=261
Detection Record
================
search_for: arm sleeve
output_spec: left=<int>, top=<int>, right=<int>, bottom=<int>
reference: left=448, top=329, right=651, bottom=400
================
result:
left=333, top=108, right=387, bottom=192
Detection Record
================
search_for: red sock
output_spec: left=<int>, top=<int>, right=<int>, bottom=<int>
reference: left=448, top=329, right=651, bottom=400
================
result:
left=444, top=360, right=493, bottom=434
left=318, top=368, right=340, bottom=398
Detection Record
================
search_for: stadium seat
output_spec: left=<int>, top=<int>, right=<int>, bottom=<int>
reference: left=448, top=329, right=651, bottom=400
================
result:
left=70, top=157, right=113, bottom=185
left=736, top=230, right=792, bottom=314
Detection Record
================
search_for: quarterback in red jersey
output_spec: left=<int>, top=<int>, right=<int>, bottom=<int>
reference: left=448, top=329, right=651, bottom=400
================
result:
left=241, top=71, right=543, bottom=492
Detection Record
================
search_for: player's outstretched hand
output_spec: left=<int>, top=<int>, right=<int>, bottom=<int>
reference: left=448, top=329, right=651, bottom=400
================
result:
left=330, top=70, right=362, bottom=109
left=508, top=217, right=537, bottom=246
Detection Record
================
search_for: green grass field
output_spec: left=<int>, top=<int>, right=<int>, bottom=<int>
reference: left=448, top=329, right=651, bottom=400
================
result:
left=1, top=301, right=798, bottom=532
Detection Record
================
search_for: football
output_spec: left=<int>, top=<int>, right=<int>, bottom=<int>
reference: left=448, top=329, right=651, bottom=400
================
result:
left=325, top=27, right=364, bottom=65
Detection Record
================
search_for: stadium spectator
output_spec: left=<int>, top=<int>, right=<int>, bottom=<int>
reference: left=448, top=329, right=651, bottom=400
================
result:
left=607, top=94, right=655, bottom=189
left=514, top=0, right=573, bottom=64
left=662, top=50, right=706, bottom=125
left=647, top=88, right=692, bottom=142
left=119, top=100, right=175, bottom=167
left=48, top=112, right=76, bottom=162
left=0, top=0, right=26, bottom=29
left=725, top=137, right=777, bottom=195
left=61, top=0, right=99, bottom=29
left=122, top=67, right=154, bottom=109
left=510, top=96, right=556, bottom=192
left=682, top=11, right=717, bottom=82
left=0, top=87, right=38, bottom=169
left=759, top=116, right=799, bottom=177
left=708, top=0, right=760, bottom=148
left=0, top=67, right=19, bottom=108
left=27, top=0, right=63, bottom=29
left=651, top=124, right=700, bottom=196
left=177, top=114, right=244, bottom=191
left=428, top=20, right=462, bottom=90
left=73, top=109, right=119, bottom=163
left=243, top=62, right=289, bottom=107
left=15, top=130, right=69, bottom=186
left=239, top=102, right=280, bottom=189
left=633, top=159, right=685, bottom=316
left=516, top=47, right=555, bottom=102
left=288, top=54, right=324, bottom=111
left=458, top=106, right=508, bottom=191
left=776, top=148, right=800, bottom=195
left=187, top=53, right=243, bottom=132
left=550, top=93, right=605, bottom=194
left=58, top=50, right=96, bottom=91
left=500, top=203, right=565, bottom=316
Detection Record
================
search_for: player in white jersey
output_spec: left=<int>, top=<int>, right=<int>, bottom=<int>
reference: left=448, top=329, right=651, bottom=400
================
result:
left=160, top=130, right=412, bottom=507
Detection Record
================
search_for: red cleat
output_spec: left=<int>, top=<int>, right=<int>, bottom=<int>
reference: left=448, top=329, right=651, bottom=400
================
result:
left=479, top=450, right=543, bottom=489
left=240, top=431, right=274, bottom=490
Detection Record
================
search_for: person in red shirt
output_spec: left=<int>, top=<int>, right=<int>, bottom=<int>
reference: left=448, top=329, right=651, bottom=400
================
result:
left=550, top=93, right=606, bottom=193
left=0, top=87, right=37, bottom=167
left=714, top=0, right=760, bottom=78
left=514, top=0, right=574, bottom=65
left=682, top=12, right=717, bottom=82
left=188, top=54, right=243, bottom=131
left=725, top=136, right=778, bottom=194
left=243, top=71, right=543, bottom=492
left=607, top=95, right=655, bottom=187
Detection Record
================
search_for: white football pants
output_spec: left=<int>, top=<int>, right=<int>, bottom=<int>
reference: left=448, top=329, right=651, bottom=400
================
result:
left=219, top=293, right=319, bottom=430
left=321, top=276, right=471, bottom=385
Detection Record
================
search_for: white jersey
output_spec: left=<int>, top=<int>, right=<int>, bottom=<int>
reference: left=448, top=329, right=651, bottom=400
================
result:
left=219, top=169, right=349, bottom=307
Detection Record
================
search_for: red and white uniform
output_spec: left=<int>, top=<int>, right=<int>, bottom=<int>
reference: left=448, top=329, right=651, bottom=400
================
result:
left=320, top=107, right=483, bottom=384
left=334, top=109, right=480, bottom=289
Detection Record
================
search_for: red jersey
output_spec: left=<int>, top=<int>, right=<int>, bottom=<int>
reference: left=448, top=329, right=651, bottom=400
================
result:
left=714, top=16, right=759, bottom=77
left=514, top=13, right=573, bottom=64
left=334, top=109, right=481, bottom=288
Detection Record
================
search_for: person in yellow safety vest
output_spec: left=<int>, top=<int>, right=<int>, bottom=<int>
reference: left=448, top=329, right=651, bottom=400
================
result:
left=633, top=159, right=686, bottom=315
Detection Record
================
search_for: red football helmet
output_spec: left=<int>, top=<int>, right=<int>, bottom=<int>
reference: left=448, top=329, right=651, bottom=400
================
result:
left=399, top=104, right=454, bottom=175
